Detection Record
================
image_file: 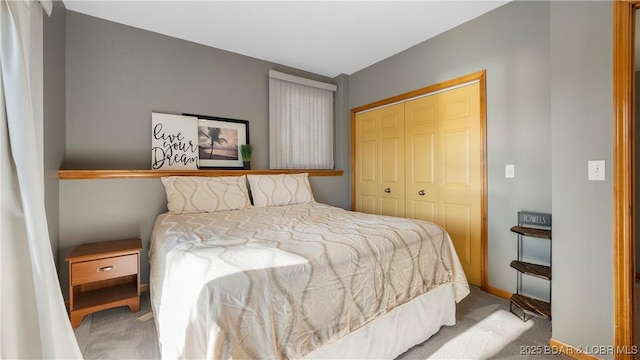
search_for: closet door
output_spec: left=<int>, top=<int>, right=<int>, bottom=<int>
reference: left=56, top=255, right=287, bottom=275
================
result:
left=353, top=80, right=484, bottom=286
left=405, top=94, right=438, bottom=222
left=437, top=83, right=482, bottom=286
left=354, top=103, right=405, bottom=217
left=405, top=83, right=482, bottom=285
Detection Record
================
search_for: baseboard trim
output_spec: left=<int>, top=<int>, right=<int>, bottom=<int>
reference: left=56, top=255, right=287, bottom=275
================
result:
left=486, top=285, right=511, bottom=300
left=548, top=338, right=602, bottom=360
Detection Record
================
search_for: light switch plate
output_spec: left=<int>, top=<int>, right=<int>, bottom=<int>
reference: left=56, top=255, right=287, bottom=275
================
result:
left=588, top=160, right=605, bottom=181
left=505, top=164, right=515, bottom=178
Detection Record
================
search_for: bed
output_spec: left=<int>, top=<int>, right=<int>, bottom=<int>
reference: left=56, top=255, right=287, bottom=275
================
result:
left=149, top=174, right=469, bottom=359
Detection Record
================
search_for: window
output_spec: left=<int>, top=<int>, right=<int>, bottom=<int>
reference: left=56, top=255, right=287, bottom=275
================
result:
left=268, top=70, right=337, bottom=169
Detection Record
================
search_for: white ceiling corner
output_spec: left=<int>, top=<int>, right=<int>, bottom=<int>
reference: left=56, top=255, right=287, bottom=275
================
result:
left=62, top=0, right=512, bottom=78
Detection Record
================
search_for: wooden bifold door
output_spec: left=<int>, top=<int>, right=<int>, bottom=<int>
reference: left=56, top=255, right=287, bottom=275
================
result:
left=354, top=82, right=482, bottom=286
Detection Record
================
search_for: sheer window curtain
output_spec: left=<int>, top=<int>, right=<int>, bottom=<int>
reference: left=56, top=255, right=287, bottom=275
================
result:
left=269, top=70, right=336, bottom=169
left=0, top=1, right=82, bottom=358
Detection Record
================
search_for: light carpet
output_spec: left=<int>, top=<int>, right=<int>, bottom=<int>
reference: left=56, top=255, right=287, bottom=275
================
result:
left=74, top=285, right=565, bottom=359
left=397, top=286, right=564, bottom=359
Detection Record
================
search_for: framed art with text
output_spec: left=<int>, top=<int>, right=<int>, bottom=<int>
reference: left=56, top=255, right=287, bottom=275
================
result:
left=151, top=112, right=199, bottom=170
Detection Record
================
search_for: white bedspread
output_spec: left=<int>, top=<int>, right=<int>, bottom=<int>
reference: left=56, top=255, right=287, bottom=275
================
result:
left=149, top=202, right=469, bottom=359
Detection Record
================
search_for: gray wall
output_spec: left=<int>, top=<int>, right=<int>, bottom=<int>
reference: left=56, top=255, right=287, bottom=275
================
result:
left=350, top=0, right=615, bottom=351
left=60, top=11, right=351, bottom=295
left=43, top=0, right=66, bottom=263
left=550, top=1, right=613, bottom=355
left=350, top=1, right=552, bottom=299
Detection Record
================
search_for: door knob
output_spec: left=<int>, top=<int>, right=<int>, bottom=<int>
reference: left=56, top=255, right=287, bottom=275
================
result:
left=418, top=190, right=426, bottom=196
left=384, top=188, right=391, bottom=193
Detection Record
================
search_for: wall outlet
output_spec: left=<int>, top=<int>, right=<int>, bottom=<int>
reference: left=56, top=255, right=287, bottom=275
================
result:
left=588, top=160, right=605, bottom=181
left=505, top=164, right=515, bottom=178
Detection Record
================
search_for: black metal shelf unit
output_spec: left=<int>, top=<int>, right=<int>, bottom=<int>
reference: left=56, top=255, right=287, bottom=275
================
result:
left=509, top=212, right=552, bottom=321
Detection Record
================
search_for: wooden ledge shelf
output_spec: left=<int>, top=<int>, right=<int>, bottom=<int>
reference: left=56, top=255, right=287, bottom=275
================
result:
left=59, top=169, right=344, bottom=180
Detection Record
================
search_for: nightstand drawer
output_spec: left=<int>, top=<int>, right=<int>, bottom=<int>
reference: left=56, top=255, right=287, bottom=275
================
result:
left=71, top=254, right=137, bottom=285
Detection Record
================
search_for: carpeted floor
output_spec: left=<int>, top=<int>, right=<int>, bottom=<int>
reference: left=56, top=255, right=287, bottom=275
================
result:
left=74, top=285, right=566, bottom=359
left=73, top=295, right=160, bottom=359
left=397, top=286, right=564, bottom=359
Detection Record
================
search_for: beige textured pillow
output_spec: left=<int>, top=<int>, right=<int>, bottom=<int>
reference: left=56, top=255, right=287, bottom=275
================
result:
left=161, top=176, right=251, bottom=214
left=247, top=173, right=314, bottom=207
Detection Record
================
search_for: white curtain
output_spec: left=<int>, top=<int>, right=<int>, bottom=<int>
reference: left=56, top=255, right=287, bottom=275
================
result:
left=269, top=70, right=336, bottom=169
left=0, top=1, right=82, bottom=358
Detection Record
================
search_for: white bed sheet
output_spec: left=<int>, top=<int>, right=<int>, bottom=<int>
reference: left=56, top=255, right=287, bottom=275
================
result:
left=304, top=283, right=456, bottom=359
left=149, top=202, right=469, bottom=359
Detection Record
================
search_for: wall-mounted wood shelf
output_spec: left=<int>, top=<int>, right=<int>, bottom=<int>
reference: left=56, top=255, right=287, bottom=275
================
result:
left=58, top=169, right=344, bottom=180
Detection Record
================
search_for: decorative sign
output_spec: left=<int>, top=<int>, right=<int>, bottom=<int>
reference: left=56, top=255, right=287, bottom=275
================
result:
left=151, top=113, right=199, bottom=170
left=518, top=211, right=551, bottom=229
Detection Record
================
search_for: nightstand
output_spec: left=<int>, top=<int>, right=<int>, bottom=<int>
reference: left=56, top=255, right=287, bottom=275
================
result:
left=66, top=238, right=142, bottom=328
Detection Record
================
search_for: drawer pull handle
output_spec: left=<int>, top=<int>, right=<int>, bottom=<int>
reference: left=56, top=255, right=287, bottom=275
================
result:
left=97, top=266, right=116, bottom=272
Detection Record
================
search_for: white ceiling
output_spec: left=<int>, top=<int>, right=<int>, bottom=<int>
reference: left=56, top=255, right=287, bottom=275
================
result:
left=62, top=1, right=511, bottom=78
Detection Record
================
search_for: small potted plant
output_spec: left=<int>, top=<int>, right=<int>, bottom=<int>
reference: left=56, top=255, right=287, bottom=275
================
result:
left=240, top=144, right=253, bottom=170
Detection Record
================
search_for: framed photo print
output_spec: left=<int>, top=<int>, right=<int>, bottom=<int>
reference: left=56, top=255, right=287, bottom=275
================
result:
left=183, top=113, right=249, bottom=169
